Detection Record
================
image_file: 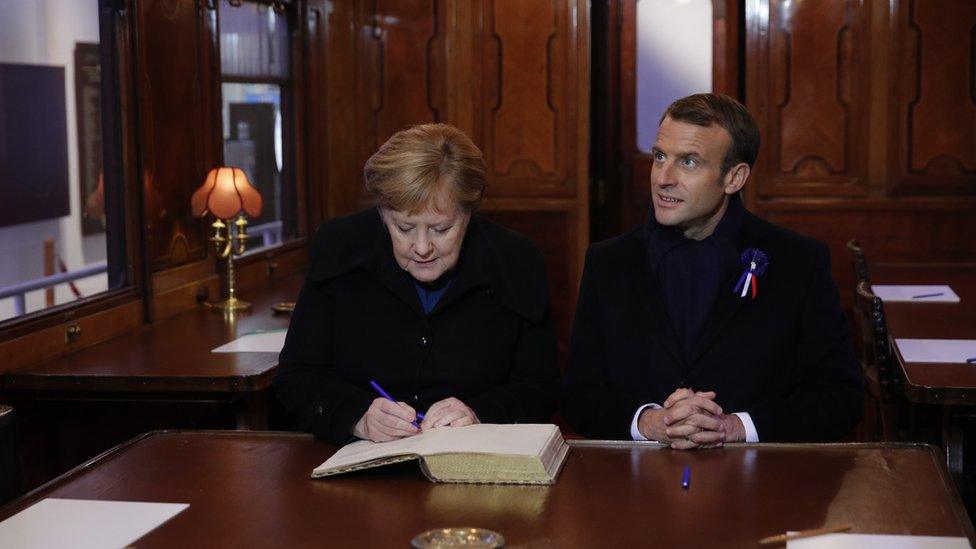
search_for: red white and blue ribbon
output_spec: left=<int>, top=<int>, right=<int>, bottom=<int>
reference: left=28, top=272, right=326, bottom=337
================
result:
left=733, top=248, right=769, bottom=299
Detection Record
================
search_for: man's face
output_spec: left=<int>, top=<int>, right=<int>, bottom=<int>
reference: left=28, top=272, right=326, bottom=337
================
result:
left=650, top=117, right=742, bottom=239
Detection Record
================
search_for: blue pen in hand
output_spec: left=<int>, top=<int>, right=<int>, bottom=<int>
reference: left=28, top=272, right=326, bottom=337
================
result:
left=681, top=465, right=691, bottom=490
left=369, top=380, right=425, bottom=428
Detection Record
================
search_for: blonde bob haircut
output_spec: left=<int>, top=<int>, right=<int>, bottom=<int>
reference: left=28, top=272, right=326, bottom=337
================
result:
left=364, top=123, right=486, bottom=214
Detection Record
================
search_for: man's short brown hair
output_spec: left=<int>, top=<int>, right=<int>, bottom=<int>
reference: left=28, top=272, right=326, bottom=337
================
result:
left=364, top=123, right=486, bottom=213
left=661, top=93, right=760, bottom=174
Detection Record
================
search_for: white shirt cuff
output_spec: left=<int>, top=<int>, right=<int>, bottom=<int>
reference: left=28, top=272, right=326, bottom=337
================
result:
left=630, top=403, right=662, bottom=441
left=631, top=405, right=759, bottom=442
left=733, top=412, right=759, bottom=442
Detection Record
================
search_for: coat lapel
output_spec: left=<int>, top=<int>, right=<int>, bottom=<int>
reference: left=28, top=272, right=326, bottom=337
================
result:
left=428, top=220, right=491, bottom=317
left=630, top=233, right=685, bottom=371
left=366, top=221, right=426, bottom=318
left=687, top=213, right=764, bottom=367
left=686, top=272, right=749, bottom=366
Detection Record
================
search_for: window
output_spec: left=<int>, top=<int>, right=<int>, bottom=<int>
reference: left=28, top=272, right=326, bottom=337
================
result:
left=635, top=0, right=713, bottom=153
left=217, top=0, right=299, bottom=255
left=0, top=0, right=128, bottom=323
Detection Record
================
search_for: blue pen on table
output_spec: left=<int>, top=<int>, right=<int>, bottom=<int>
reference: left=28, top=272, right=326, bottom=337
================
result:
left=912, top=292, right=944, bottom=299
left=681, top=465, right=691, bottom=490
left=368, top=380, right=425, bottom=427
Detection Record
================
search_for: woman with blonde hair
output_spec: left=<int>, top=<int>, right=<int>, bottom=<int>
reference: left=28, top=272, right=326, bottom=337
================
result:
left=275, top=124, right=558, bottom=444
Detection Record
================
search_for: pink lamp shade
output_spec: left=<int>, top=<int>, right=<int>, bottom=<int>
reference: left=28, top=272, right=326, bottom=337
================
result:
left=191, top=166, right=263, bottom=219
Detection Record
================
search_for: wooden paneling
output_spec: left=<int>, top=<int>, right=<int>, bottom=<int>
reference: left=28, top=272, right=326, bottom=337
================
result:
left=751, top=0, right=869, bottom=197
left=889, top=0, right=976, bottom=195
left=0, top=300, right=142, bottom=375
left=480, top=201, right=578, bottom=361
left=712, top=0, right=740, bottom=100
left=744, top=0, right=976, bottom=310
left=763, top=204, right=976, bottom=308
left=308, top=0, right=361, bottom=218
left=368, top=0, right=442, bottom=143
left=134, top=0, right=219, bottom=269
left=480, top=0, right=570, bottom=196
left=309, top=0, right=446, bottom=218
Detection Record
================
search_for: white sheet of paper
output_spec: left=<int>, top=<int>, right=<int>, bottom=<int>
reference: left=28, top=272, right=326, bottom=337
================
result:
left=0, top=498, right=188, bottom=549
left=788, top=533, right=969, bottom=549
left=895, top=339, right=976, bottom=364
left=211, top=330, right=287, bottom=353
left=871, top=285, right=960, bottom=303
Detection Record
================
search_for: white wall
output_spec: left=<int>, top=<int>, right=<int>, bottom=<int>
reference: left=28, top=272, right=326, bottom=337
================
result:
left=0, top=0, right=107, bottom=321
left=635, top=0, right=713, bottom=153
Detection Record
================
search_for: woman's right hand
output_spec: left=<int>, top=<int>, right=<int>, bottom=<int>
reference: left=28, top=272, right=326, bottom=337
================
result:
left=352, top=397, right=421, bottom=442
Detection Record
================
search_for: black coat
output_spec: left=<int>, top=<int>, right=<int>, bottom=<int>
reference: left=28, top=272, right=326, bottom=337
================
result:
left=275, top=209, right=559, bottom=444
left=562, top=208, right=863, bottom=442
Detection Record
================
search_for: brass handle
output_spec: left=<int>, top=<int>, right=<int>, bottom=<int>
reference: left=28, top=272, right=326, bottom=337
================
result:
left=65, top=324, right=82, bottom=344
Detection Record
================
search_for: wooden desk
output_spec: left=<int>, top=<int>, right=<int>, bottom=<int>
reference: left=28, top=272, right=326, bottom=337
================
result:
left=873, top=264, right=976, bottom=404
left=1, top=431, right=972, bottom=547
left=1, top=273, right=304, bottom=430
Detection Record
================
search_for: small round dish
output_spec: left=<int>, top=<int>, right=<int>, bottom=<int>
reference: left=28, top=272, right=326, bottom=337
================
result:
left=411, top=527, right=505, bottom=548
left=270, top=301, right=295, bottom=314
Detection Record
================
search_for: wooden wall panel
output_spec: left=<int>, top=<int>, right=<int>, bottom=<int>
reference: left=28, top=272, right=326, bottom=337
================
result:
left=753, top=0, right=868, bottom=197
left=369, top=0, right=442, bottom=145
left=309, top=0, right=362, bottom=218
left=889, top=0, right=976, bottom=195
left=764, top=205, right=976, bottom=309
left=311, top=0, right=445, bottom=217
left=479, top=203, right=576, bottom=361
left=480, top=0, right=578, bottom=198
left=743, top=0, right=976, bottom=312
left=135, top=0, right=218, bottom=269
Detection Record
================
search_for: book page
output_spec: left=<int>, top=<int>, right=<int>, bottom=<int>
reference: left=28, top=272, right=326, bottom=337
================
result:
left=316, top=424, right=559, bottom=473
left=0, top=498, right=188, bottom=549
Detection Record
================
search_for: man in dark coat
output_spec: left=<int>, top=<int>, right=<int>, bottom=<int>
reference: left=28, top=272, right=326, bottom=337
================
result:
left=562, top=94, right=862, bottom=447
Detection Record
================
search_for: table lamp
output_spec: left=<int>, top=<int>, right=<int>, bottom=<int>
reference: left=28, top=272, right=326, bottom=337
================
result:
left=191, top=166, right=263, bottom=311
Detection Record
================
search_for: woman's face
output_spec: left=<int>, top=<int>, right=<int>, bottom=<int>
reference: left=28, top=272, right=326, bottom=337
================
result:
left=381, top=200, right=471, bottom=283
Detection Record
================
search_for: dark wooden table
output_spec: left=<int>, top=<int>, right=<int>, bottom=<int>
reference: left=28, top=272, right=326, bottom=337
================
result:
left=0, top=431, right=971, bottom=548
left=1, top=273, right=304, bottom=429
left=873, top=264, right=976, bottom=404
left=872, top=263, right=976, bottom=481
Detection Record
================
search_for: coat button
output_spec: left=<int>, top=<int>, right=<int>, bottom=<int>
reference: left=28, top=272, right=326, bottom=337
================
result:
left=419, top=336, right=428, bottom=347
left=314, top=405, right=324, bottom=416
left=486, top=287, right=494, bottom=297
left=411, top=394, right=419, bottom=403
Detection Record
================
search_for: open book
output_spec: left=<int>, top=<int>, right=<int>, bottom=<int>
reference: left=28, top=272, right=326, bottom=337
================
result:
left=312, top=423, right=569, bottom=485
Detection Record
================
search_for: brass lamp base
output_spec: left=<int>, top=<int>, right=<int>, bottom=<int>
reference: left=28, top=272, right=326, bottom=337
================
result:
left=210, top=296, right=252, bottom=312
left=208, top=215, right=252, bottom=314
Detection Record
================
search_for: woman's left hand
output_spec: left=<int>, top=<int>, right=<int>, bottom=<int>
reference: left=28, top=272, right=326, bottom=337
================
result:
left=420, top=397, right=480, bottom=430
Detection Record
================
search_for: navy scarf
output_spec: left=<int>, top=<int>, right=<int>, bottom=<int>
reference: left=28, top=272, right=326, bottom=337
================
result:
left=645, top=197, right=743, bottom=361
